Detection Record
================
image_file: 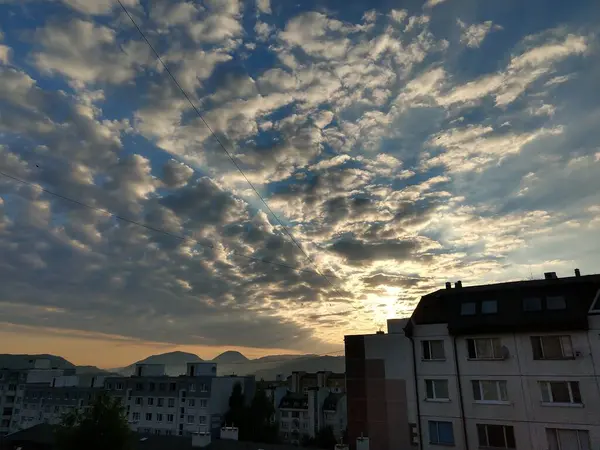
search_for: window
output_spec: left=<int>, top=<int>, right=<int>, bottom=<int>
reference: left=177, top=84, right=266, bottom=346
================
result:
left=157, top=398, right=164, bottom=407
left=147, top=397, right=154, bottom=406
left=200, top=384, right=208, bottom=392
left=149, top=383, right=155, bottom=392
left=523, top=297, right=542, bottom=311
left=281, top=421, right=289, bottom=429
left=461, top=302, right=476, bottom=315
left=135, top=383, right=144, bottom=391
left=168, top=398, right=175, bottom=408
left=472, top=380, right=508, bottom=403
left=180, top=407, right=185, bottom=414
left=292, top=411, right=300, bottom=418
left=199, top=416, right=206, bottom=424
left=169, top=383, right=177, bottom=392
left=547, top=296, right=566, bottom=310
left=546, top=429, right=590, bottom=450
left=189, top=399, right=195, bottom=407
left=467, top=338, right=503, bottom=360
left=281, top=411, right=289, bottom=418
left=159, top=383, right=166, bottom=391
left=429, top=421, right=455, bottom=446
left=167, top=414, right=174, bottom=423
left=156, top=413, right=163, bottom=422
left=166, top=430, right=173, bottom=436
left=132, top=412, right=140, bottom=421
left=531, top=336, right=574, bottom=360
left=425, top=379, right=449, bottom=401
left=187, top=415, right=195, bottom=424
left=477, top=424, right=515, bottom=449
left=540, top=381, right=582, bottom=405
left=481, top=300, right=497, bottom=314
left=135, top=397, right=142, bottom=406
left=199, top=399, right=208, bottom=408
left=189, top=384, right=196, bottom=392
left=105, top=383, right=112, bottom=390
left=154, top=429, right=161, bottom=435
left=422, top=340, right=445, bottom=361
left=116, top=383, right=124, bottom=390
left=145, top=413, right=152, bottom=421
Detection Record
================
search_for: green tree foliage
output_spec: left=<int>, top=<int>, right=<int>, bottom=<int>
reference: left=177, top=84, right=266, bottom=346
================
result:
left=223, top=383, right=279, bottom=443
left=315, top=426, right=338, bottom=449
left=55, top=393, right=132, bottom=450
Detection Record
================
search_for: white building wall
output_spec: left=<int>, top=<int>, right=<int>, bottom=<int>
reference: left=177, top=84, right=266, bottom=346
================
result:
left=411, top=323, right=600, bottom=450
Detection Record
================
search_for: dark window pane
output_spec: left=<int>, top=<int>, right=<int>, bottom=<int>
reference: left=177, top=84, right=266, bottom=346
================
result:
left=467, top=339, right=476, bottom=359
left=472, top=381, right=481, bottom=401
left=438, top=422, right=454, bottom=445
left=547, top=296, right=566, bottom=310
left=523, top=297, right=542, bottom=311
left=426, top=380, right=434, bottom=399
left=531, top=337, right=543, bottom=359
left=461, top=302, right=476, bottom=315
left=571, top=382, right=582, bottom=403
left=550, top=382, right=570, bottom=403
left=431, top=341, right=445, bottom=359
left=486, top=425, right=506, bottom=447
left=482, top=300, right=497, bottom=314
left=428, top=421, right=437, bottom=443
left=505, top=426, right=516, bottom=448
left=542, top=336, right=563, bottom=359
left=422, top=342, right=431, bottom=360
left=476, top=425, right=487, bottom=447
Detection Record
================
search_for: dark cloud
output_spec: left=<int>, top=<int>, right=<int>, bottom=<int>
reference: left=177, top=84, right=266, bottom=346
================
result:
left=329, top=236, right=419, bottom=263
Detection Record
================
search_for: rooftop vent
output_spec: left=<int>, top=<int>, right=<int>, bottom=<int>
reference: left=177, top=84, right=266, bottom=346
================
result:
left=575, top=268, right=581, bottom=277
left=455, top=281, right=463, bottom=288
left=544, top=272, right=558, bottom=280
left=445, top=282, right=452, bottom=289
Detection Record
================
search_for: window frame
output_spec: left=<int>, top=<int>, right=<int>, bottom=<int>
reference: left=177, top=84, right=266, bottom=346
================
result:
left=467, top=338, right=504, bottom=360
left=546, top=296, right=567, bottom=310
left=428, top=420, right=455, bottom=446
left=539, top=381, right=582, bottom=405
left=422, top=340, right=446, bottom=361
left=461, top=302, right=476, bottom=316
left=476, top=424, right=516, bottom=449
left=546, top=428, right=590, bottom=450
left=531, top=335, right=574, bottom=360
left=481, top=300, right=498, bottom=315
left=471, top=380, right=509, bottom=403
left=425, top=379, right=450, bottom=402
left=523, top=297, right=542, bottom=311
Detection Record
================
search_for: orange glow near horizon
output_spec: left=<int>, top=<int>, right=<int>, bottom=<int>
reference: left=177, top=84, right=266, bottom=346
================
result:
left=0, top=323, right=306, bottom=369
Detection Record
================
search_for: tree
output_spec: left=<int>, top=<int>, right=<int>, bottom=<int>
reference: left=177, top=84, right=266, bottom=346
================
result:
left=315, top=426, right=337, bottom=449
left=55, top=393, right=132, bottom=450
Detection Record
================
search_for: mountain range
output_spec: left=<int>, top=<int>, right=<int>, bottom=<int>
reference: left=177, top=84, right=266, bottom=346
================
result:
left=0, top=351, right=345, bottom=381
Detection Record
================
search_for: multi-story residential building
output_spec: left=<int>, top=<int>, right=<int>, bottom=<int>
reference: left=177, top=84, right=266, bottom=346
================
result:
left=0, top=359, right=70, bottom=435
left=346, top=270, right=600, bottom=450
left=10, top=373, right=105, bottom=432
left=104, top=362, right=255, bottom=438
left=276, top=371, right=347, bottom=444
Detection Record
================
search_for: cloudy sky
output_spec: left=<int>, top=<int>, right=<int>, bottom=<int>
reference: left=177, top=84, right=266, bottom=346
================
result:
left=0, top=0, right=599, bottom=367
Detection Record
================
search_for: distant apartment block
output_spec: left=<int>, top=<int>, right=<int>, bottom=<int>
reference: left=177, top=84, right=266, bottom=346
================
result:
left=270, top=371, right=347, bottom=444
left=104, top=362, right=255, bottom=437
left=345, top=270, right=600, bottom=450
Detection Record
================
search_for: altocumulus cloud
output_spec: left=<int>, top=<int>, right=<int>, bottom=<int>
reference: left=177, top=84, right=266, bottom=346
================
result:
left=0, top=0, right=599, bottom=351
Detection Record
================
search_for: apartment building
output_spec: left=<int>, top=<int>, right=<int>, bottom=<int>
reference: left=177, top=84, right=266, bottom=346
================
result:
left=10, top=374, right=105, bottom=432
left=346, top=270, right=600, bottom=450
left=277, top=372, right=347, bottom=444
left=105, top=362, right=255, bottom=437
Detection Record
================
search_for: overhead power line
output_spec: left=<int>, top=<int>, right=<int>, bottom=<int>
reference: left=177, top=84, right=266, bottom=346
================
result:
left=116, top=0, right=345, bottom=299
left=0, top=169, right=333, bottom=278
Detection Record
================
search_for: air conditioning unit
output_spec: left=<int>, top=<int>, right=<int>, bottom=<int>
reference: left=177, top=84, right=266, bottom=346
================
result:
left=501, top=346, right=510, bottom=359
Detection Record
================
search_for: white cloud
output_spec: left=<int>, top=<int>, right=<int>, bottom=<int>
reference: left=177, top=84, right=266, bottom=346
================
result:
left=458, top=19, right=501, bottom=48
left=256, top=0, right=271, bottom=14
left=32, top=19, right=150, bottom=86
left=0, top=44, right=10, bottom=65
left=424, top=0, right=447, bottom=9
left=60, top=0, right=137, bottom=15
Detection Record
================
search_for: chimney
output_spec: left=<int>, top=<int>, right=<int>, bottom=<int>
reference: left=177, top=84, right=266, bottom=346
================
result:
left=575, top=268, right=581, bottom=277
left=192, top=431, right=212, bottom=448
left=455, top=281, right=462, bottom=289
left=544, top=272, right=558, bottom=280
left=221, top=426, right=239, bottom=441
left=445, top=282, right=452, bottom=289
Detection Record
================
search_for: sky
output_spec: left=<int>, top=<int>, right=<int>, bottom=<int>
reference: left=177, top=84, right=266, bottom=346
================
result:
left=0, top=0, right=599, bottom=368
